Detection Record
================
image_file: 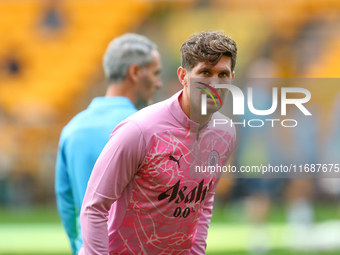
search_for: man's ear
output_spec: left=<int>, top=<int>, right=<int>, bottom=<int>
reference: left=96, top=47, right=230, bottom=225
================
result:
left=177, top=66, right=188, bottom=87
left=128, top=64, right=142, bottom=83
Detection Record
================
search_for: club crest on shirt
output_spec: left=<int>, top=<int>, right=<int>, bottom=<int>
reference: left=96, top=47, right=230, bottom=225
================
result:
left=208, top=150, right=219, bottom=166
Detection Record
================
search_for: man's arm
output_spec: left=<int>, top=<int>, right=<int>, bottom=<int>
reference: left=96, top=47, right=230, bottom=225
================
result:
left=55, top=138, right=78, bottom=255
left=189, top=180, right=219, bottom=255
left=80, top=120, right=145, bottom=254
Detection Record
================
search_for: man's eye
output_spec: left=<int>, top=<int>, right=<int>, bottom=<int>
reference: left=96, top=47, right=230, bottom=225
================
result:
left=202, top=71, right=209, bottom=75
left=220, top=73, right=228, bottom=77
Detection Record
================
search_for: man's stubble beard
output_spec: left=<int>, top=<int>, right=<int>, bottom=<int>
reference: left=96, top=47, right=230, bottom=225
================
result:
left=135, top=75, right=153, bottom=110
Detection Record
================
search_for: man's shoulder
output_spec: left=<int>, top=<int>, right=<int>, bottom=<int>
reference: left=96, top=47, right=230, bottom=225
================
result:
left=116, top=97, right=179, bottom=142
left=61, top=99, right=137, bottom=138
left=126, top=99, right=169, bottom=124
left=60, top=109, right=89, bottom=138
left=59, top=105, right=109, bottom=144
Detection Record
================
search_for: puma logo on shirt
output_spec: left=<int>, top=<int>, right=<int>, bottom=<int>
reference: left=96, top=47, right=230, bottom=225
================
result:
left=169, top=155, right=183, bottom=167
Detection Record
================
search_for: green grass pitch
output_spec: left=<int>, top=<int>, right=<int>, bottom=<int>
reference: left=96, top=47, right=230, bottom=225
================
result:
left=0, top=205, right=339, bottom=255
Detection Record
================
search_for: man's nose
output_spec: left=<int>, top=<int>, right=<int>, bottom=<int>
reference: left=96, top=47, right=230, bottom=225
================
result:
left=209, top=78, right=220, bottom=88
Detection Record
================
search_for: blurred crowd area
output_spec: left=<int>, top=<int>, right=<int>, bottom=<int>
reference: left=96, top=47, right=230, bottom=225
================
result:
left=0, top=0, right=339, bottom=220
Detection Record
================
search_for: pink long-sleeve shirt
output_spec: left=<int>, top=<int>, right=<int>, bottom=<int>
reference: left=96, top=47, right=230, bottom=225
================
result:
left=79, top=91, right=236, bottom=255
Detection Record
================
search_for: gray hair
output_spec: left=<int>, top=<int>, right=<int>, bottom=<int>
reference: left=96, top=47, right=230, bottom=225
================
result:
left=103, top=33, right=157, bottom=83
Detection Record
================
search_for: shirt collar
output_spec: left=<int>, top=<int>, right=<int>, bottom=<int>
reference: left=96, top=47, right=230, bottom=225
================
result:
left=88, top=97, right=135, bottom=110
left=167, top=90, right=201, bottom=130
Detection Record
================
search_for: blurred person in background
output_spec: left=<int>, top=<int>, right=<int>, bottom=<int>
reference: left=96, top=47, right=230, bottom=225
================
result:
left=318, top=92, right=340, bottom=222
left=79, top=30, right=237, bottom=255
left=55, top=33, right=162, bottom=255
left=234, top=58, right=284, bottom=254
left=283, top=108, right=317, bottom=251
left=234, top=58, right=317, bottom=254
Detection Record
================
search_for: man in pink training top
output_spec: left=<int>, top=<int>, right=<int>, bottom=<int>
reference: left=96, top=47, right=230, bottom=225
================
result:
left=79, top=31, right=237, bottom=255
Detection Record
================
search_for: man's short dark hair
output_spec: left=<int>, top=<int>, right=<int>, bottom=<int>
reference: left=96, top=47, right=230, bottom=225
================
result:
left=180, top=31, right=237, bottom=72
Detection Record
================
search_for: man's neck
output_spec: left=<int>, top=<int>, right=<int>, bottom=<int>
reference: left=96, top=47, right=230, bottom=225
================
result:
left=194, top=113, right=213, bottom=130
left=179, top=93, right=212, bottom=128
left=105, top=82, right=136, bottom=104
